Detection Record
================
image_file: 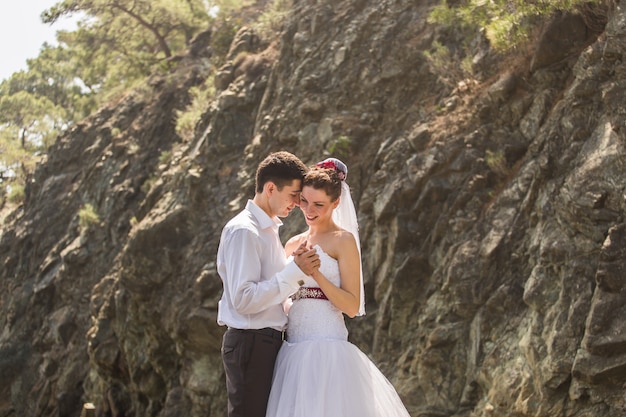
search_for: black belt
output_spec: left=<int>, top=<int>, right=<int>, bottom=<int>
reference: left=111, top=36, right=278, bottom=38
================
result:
left=230, top=327, right=285, bottom=341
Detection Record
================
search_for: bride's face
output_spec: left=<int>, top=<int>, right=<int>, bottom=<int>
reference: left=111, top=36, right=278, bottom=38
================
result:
left=299, top=186, right=339, bottom=225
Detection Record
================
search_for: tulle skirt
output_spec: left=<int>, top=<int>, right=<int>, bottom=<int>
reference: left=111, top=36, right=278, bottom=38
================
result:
left=266, top=339, right=411, bottom=417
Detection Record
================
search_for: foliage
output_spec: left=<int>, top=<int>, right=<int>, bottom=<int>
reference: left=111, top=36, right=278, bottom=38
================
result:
left=1, top=0, right=211, bottom=196
left=158, top=150, right=172, bottom=165
left=485, top=149, right=508, bottom=177
left=42, top=0, right=214, bottom=93
left=0, top=61, right=76, bottom=193
left=253, top=0, right=293, bottom=39
left=0, top=137, right=38, bottom=187
left=422, top=40, right=473, bottom=90
left=0, top=91, right=59, bottom=187
left=7, top=184, right=25, bottom=204
left=141, top=176, right=158, bottom=194
left=327, top=135, right=352, bottom=160
left=1, top=0, right=291, bottom=200
left=210, top=16, right=240, bottom=64
left=5, top=44, right=96, bottom=121
left=429, top=0, right=603, bottom=51
left=78, top=203, right=100, bottom=231
left=213, top=0, right=255, bottom=14
left=0, top=90, right=66, bottom=145
left=175, top=75, right=216, bottom=141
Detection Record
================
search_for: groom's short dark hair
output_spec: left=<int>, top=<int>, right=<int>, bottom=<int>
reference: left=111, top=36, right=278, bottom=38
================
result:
left=255, top=151, right=308, bottom=193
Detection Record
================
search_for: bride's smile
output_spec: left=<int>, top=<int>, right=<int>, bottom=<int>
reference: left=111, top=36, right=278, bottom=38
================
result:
left=299, top=187, right=338, bottom=226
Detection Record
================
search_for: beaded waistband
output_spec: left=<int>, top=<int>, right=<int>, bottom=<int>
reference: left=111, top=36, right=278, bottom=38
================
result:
left=292, top=287, right=328, bottom=301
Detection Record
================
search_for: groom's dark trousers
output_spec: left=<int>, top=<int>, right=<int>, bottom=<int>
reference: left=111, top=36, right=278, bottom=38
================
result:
left=222, top=327, right=284, bottom=417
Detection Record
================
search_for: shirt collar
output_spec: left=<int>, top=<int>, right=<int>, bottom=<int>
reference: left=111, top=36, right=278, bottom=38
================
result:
left=246, top=200, right=283, bottom=229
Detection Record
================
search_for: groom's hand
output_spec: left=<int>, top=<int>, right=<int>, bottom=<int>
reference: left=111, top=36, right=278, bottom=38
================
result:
left=294, top=242, right=320, bottom=276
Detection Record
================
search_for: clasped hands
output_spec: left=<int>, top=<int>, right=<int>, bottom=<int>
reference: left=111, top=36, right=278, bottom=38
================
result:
left=292, top=241, right=320, bottom=276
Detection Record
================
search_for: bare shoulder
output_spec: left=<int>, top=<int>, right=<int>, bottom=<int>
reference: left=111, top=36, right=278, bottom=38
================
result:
left=285, top=232, right=308, bottom=254
left=325, top=228, right=358, bottom=258
left=336, top=228, right=357, bottom=247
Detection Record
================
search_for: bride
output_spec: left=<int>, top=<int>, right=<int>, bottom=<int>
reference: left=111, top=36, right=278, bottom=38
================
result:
left=265, top=158, right=411, bottom=417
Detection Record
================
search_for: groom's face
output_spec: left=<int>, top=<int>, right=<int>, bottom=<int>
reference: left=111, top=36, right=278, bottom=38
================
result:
left=269, top=179, right=302, bottom=218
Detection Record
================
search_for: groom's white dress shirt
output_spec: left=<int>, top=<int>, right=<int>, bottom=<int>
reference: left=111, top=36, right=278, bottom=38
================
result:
left=217, top=200, right=306, bottom=331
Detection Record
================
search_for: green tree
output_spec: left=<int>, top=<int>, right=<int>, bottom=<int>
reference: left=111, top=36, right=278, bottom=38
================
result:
left=0, top=90, right=66, bottom=148
left=0, top=0, right=214, bottom=192
left=0, top=89, right=66, bottom=185
left=0, top=127, right=33, bottom=184
left=1, top=0, right=259, bottom=197
left=429, top=0, right=604, bottom=50
left=42, top=0, right=213, bottom=94
left=11, top=44, right=97, bottom=121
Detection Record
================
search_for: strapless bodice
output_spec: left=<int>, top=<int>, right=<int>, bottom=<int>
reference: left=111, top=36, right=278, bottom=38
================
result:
left=286, top=245, right=348, bottom=343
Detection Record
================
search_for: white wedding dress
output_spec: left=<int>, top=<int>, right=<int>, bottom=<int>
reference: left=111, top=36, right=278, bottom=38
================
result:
left=266, top=246, right=411, bottom=417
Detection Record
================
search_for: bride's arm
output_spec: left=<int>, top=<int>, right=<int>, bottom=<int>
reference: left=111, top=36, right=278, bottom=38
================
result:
left=310, top=234, right=361, bottom=318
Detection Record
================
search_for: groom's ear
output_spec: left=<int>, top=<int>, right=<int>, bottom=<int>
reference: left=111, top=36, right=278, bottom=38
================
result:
left=264, top=181, right=276, bottom=195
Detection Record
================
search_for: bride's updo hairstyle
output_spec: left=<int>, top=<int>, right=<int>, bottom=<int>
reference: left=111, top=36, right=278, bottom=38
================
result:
left=303, top=167, right=342, bottom=202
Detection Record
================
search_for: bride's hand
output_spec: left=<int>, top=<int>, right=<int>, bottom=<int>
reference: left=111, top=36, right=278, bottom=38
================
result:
left=293, top=241, right=320, bottom=275
left=291, top=240, right=307, bottom=256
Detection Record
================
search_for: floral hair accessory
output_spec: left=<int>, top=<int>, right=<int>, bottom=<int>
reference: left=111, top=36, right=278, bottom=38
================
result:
left=316, top=158, right=347, bottom=181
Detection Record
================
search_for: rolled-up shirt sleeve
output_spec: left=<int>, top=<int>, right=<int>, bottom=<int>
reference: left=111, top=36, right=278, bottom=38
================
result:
left=223, top=228, right=305, bottom=315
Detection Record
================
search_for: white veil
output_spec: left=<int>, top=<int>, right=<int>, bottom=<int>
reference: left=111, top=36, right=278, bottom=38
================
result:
left=317, top=158, right=365, bottom=316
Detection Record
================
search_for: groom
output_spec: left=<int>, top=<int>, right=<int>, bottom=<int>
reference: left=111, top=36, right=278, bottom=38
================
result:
left=217, top=151, right=320, bottom=417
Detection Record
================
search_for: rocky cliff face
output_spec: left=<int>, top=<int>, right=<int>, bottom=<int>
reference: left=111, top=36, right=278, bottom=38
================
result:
left=1, top=0, right=625, bottom=416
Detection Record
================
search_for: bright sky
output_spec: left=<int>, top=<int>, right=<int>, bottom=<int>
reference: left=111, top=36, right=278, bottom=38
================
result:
left=0, top=1, right=79, bottom=81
